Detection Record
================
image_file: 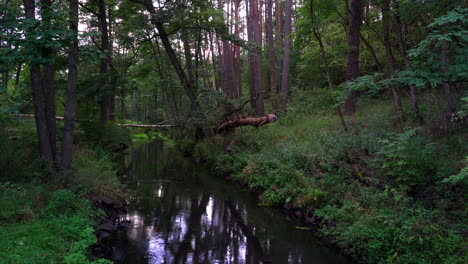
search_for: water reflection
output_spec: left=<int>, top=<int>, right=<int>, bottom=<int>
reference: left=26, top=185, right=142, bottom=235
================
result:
left=112, top=141, right=352, bottom=264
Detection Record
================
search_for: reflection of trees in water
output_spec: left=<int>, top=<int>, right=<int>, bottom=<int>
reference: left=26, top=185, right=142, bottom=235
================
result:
left=150, top=185, right=283, bottom=264
left=116, top=141, right=347, bottom=264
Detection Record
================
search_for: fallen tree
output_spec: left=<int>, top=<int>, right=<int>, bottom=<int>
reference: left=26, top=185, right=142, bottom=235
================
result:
left=14, top=114, right=173, bottom=128
left=15, top=113, right=278, bottom=132
left=216, top=114, right=278, bottom=134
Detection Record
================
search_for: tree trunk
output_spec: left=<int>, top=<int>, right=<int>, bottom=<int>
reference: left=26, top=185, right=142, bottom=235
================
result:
left=335, top=9, right=381, bottom=72
left=216, top=114, right=278, bottom=134
left=246, top=0, right=257, bottom=111
left=280, top=0, right=292, bottom=105
left=252, top=0, right=264, bottom=115
left=15, top=64, right=21, bottom=87
left=441, top=34, right=457, bottom=114
left=266, top=0, right=275, bottom=98
left=98, top=0, right=112, bottom=124
left=395, top=2, right=423, bottom=124
left=135, top=0, right=212, bottom=137
left=61, top=0, right=79, bottom=170
left=310, top=0, right=348, bottom=132
left=382, top=0, right=402, bottom=122
left=275, top=0, right=282, bottom=94
left=343, top=0, right=362, bottom=115
left=234, top=0, right=242, bottom=99
left=209, top=32, right=220, bottom=91
left=41, top=0, right=57, bottom=164
left=23, top=0, right=54, bottom=165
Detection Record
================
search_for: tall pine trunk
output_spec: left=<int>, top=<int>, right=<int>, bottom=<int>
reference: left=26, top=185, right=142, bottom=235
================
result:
left=98, top=0, right=112, bottom=124
left=280, top=0, right=292, bottom=106
left=61, top=0, right=79, bottom=170
left=343, top=0, right=362, bottom=115
left=41, top=0, right=57, bottom=164
left=382, top=0, right=402, bottom=122
left=23, top=0, right=54, bottom=165
left=266, top=0, right=275, bottom=99
left=275, top=0, right=282, bottom=94
left=247, top=0, right=265, bottom=115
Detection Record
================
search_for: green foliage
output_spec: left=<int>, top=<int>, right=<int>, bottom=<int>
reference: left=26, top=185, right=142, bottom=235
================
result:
left=79, top=120, right=130, bottom=154
left=442, top=158, right=468, bottom=185
left=195, top=99, right=466, bottom=263
left=0, top=124, right=121, bottom=264
left=0, top=187, right=112, bottom=264
left=377, top=128, right=440, bottom=188
left=317, top=195, right=464, bottom=264
left=406, top=8, right=468, bottom=88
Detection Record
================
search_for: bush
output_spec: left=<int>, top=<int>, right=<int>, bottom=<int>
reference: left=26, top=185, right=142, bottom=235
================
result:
left=79, top=120, right=130, bottom=154
left=0, top=187, right=111, bottom=264
left=71, top=148, right=123, bottom=199
left=193, top=101, right=466, bottom=263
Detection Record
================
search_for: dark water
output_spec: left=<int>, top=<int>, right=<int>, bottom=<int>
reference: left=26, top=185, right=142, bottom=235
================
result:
left=111, top=141, right=352, bottom=264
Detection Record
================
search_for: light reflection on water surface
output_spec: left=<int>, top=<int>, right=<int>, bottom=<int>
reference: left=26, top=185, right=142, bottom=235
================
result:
left=111, top=141, right=352, bottom=264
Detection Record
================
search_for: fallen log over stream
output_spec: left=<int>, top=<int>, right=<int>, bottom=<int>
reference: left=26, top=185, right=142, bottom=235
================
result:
left=14, top=114, right=173, bottom=128
left=216, top=114, right=278, bottom=134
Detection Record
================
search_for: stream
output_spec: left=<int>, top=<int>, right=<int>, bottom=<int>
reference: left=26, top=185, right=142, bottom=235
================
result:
left=110, top=141, right=353, bottom=264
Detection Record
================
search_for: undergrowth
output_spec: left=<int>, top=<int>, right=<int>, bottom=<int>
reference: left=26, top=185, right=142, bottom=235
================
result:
left=192, top=98, right=467, bottom=263
left=0, top=120, right=127, bottom=264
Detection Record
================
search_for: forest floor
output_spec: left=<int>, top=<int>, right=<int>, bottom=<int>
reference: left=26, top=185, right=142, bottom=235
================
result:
left=0, top=120, right=128, bottom=264
left=190, top=97, right=467, bottom=263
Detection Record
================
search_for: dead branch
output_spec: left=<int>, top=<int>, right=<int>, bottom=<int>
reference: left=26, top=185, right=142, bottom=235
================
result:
left=216, top=114, right=278, bottom=134
left=14, top=114, right=173, bottom=128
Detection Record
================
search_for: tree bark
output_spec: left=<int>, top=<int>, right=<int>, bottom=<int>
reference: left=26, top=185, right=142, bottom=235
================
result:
left=98, top=0, right=112, bottom=124
left=61, top=0, right=79, bottom=170
left=41, top=0, right=57, bottom=164
left=275, top=0, right=282, bottom=94
left=246, top=0, right=256, bottom=110
left=280, top=0, right=292, bottom=105
left=133, top=0, right=212, bottom=137
left=343, top=0, right=362, bottom=115
left=310, top=0, right=348, bottom=132
left=395, top=2, right=423, bottom=124
left=382, top=0, right=403, bottom=122
left=253, top=0, right=264, bottom=115
left=247, top=0, right=265, bottom=115
left=23, top=0, right=54, bottom=165
left=15, top=64, right=21, bottom=87
left=216, top=114, right=278, bottom=134
left=233, top=0, right=242, bottom=99
left=266, top=0, right=275, bottom=98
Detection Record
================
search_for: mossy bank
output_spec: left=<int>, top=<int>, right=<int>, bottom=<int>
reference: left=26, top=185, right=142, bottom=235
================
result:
left=0, top=120, right=130, bottom=264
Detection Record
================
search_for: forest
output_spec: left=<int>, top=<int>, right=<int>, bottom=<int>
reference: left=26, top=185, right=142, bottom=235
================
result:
left=0, top=0, right=467, bottom=263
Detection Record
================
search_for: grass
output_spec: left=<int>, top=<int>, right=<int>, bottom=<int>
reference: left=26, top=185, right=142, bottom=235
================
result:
left=0, top=120, right=126, bottom=264
left=192, top=97, right=467, bottom=264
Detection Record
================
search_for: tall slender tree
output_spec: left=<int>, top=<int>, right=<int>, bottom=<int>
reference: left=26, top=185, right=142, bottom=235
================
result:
left=343, top=0, right=362, bottom=115
left=61, top=0, right=79, bottom=170
left=394, top=1, right=423, bottom=124
left=280, top=0, right=292, bottom=105
left=97, top=0, right=113, bottom=124
left=247, top=0, right=265, bottom=115
left=40, top=0, right=57, bottom=163
left=23, top=0, right=54, bottom=165
left=266, top=0, right=276, bottom=98
left=382, top=0, right=402, bottom=122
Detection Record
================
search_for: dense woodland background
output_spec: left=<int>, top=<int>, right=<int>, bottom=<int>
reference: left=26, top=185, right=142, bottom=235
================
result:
left=0, top=0, right=467, bottom=263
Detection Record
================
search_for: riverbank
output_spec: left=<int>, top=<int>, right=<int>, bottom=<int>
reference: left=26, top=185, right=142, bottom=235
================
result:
left=0, top=120, right=129, bottom=264
left=190, top=101, right=467, bottom=263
